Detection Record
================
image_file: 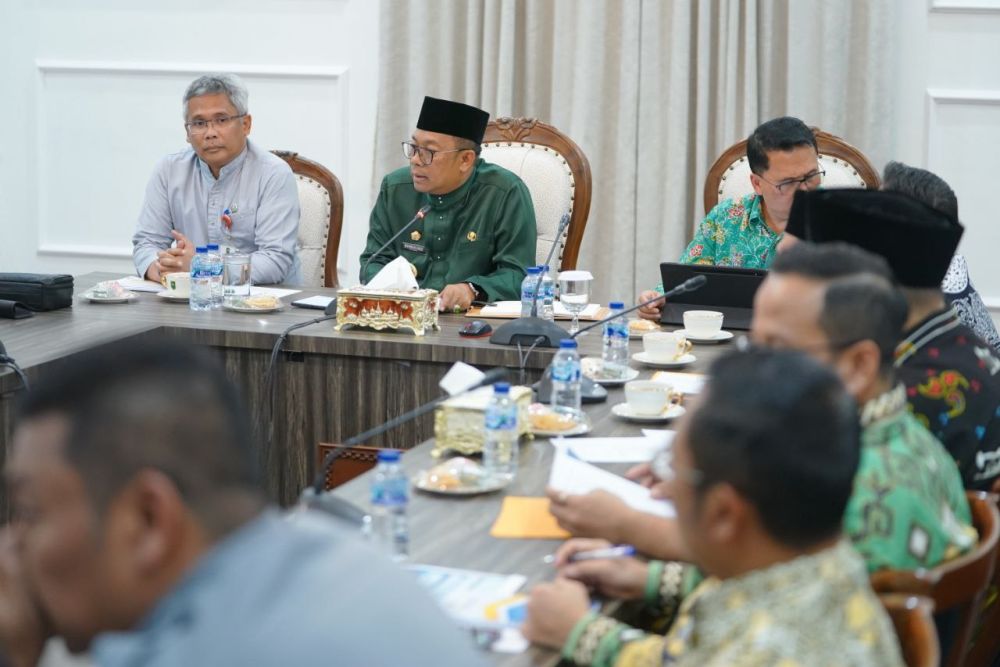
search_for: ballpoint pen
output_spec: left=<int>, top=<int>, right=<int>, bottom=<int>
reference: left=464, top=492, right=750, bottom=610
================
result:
left=542, top=544, right=636, bottom=564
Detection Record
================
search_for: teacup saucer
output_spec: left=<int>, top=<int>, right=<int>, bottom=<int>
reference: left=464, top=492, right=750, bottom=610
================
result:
left=581, top=357, right=640, bottom=386
left=673, top=329, right=734, bottom=344
left=156, top=291, right=190, bottom=303
left=612, top=402, right=686, bottom=423
left=633, top=352, right=696, bottom=369
left=79, top=290, right=136, bottom=304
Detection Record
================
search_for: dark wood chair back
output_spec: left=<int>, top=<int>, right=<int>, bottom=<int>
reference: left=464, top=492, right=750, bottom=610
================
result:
left=880, top=594, right=940, bottom=667
left=481, top=118, right=591, bottom=271
left=871, top=491, right=1000, bottom=667
left=317, top=443, right=385, bottom=490
left=272, top=150, right=344, bottom=288
left=963, top=484, right=1000, bottom=666
left=702, top=127, right=880, bottom=216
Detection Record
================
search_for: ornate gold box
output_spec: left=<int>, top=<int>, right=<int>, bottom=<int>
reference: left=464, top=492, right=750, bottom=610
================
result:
left=334, top=286, right=440, bottom=336
left=433, top=385, right=533, bottom=458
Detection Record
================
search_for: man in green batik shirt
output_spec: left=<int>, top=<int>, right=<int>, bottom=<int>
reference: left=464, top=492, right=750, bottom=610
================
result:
left=524, top=350, right=904, bottom=667
left=360, top=96, right=537, bottom=312
left=637, top=116, right=823, bottom=320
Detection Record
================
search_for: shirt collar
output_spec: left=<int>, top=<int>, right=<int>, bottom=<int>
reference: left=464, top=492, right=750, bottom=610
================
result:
left=91, top=510, right=277, bottom=665
left=425, top=158, right=481, bottom=210
left=747, top=195, right=780, bottom=238
left=197, top=141, right=250, bottom=182
left=895, top=307, right=961, bottom=367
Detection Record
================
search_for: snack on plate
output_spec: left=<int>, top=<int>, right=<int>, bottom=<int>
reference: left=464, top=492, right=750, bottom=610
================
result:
left=527, top=403, right=578, bottom=432
left=628, top=319, right=659, bottom=334
left=90, top=281, right=131, bottom=299
left=420, top=457, right=487, bottom=491
left=243, top=295, right=280, bottom=309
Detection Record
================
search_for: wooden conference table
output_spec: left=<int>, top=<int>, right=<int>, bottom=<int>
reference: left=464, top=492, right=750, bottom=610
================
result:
left=0, top=271, right=732, bottom=666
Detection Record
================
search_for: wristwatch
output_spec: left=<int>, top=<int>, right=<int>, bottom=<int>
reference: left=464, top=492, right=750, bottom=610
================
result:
left=466, top=282, right=482, bottom=301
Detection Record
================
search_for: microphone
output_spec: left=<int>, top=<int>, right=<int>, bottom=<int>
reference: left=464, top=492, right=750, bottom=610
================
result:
left=534, top=275, right=708, bottom=404
left=359, top=205, right=431, bottom=285
left=300, top=367, right=509, bottom=523
left=489, top=212, right=572, bottom=348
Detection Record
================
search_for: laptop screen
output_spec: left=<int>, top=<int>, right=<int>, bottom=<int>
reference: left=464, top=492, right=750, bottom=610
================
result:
left=657, top=263, right=767, bottom=329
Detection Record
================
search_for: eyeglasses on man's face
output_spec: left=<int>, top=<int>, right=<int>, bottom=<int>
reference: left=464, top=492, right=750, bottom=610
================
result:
left=402, top=141, right=468, bottom=166
left=185, top=114, right=247, bottom=134
left=755, top=169, right=825, bottom=195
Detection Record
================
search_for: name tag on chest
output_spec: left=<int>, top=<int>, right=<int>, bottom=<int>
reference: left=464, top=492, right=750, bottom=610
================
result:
left=402, top=242, right=427, bottom=254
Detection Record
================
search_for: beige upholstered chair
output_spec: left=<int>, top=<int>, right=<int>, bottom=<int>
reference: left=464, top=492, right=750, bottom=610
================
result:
left=271, top=150, right=344, bottom=287
left=481, top=118, right=591, bottom=271
left=703, top=127, right=881, bottom=216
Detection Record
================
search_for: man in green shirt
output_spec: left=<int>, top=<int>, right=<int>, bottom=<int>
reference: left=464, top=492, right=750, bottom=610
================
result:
left=360, top=96, right=537, bottom=312
left=525, top=350, right=904, bottom=667
left=638, top=116, right=822, bottom=320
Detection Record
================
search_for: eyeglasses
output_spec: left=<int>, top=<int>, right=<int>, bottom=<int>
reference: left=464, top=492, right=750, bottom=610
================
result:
left=755, top=169, right=825, bottom=195
left=185, top=114, right=247, bottom=134
left=401, top=141, right=468, bottom=166
left=651, top=448, right=704, bottom=487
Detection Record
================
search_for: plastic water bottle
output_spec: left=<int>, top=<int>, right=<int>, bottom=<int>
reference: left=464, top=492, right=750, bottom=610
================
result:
left=551, top=339, right=582, bottom=413
left=483, top=382, right=520, bottom=481
left=539, top=265, right=556, bottom=321
left=520, top=266, right=542, bottom=317
left=369, top=450, right=409, bottom=561
left=189, top=246, right=212, bottom=312
left=206, top=244, right=224, bottom=309
left=602, top=301, right=629, bottom=379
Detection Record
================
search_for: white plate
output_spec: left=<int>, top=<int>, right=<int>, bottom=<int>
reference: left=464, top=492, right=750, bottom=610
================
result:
left=156, top=291, right=189, bottom=303
left=531, top=420, right=592, bottom=438
left=223, top=302, right=283, bottom=314
left=78, top=291, right=136, bottom=304
left=412, top=471, right=510, bottom=496
left=627, top=321, right=662, bottom=339
left=612, top=402, right=686, bottom=423
left=580, top=357, right=640, bottom=386
left=673, top=329, right=734, bottom=344
left=633, top=351, right=697, bottom=369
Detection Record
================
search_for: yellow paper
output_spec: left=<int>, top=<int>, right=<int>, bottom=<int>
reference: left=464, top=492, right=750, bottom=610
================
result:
left=489, top=496, right=571, bottom=539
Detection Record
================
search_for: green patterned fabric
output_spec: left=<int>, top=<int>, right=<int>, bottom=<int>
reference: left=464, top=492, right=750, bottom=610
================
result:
left=679, top=194, right=779, bottom=268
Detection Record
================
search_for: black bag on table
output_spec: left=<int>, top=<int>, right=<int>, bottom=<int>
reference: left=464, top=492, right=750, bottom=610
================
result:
left=0, top=273, right=73, bottom=313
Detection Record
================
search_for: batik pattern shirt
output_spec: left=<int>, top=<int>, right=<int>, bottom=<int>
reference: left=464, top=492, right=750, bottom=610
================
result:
left=678, top=194, right=779, bottom=268
left=561, top=541, right=904, bottom=667
left=942, top=254, right=1000, bottom=354
left=895, top=308, right=1000, bottom=490
left=845, top=385, right=977, bottom=571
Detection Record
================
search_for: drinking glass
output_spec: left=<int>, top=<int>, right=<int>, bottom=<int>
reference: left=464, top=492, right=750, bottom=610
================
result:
left=558, top=271, right=593, bottom=335
left=223, top=253, right=252, bottom=306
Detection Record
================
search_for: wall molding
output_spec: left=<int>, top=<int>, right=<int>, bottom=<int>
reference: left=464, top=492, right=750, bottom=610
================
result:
left=930, top=0, right=1000, bottom=12
left=33, top=59, right=349, bottom=264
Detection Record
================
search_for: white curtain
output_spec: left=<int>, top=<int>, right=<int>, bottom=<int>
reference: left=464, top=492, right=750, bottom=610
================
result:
left=373, top=0, right=897, bottom=303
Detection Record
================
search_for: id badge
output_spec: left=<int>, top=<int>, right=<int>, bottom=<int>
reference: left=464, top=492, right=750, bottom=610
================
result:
left=403, top=242, right=427, bottom=254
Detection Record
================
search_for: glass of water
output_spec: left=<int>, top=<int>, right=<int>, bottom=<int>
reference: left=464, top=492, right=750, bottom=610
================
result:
left=223, top=253, right=252, bottom=306
left=558, top=270, right=593, bottom=335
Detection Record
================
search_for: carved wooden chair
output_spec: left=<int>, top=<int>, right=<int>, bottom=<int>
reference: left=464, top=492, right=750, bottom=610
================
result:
left=317, top=443, right=385, bottom=490
left=880, top=594, right=941, bottom=667
left=481, top=118, right=591, bottom=271
left=271, top=151, right=344, bottom=287
left=702, top=127, right=881, bottom=216
left=963, top=483, right=1000, bottom=666
left=871, top=491, right=1000, bottom=667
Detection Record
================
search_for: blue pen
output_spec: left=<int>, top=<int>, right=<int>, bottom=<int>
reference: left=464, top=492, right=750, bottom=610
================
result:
left=543, top=544, right=636, bottom=564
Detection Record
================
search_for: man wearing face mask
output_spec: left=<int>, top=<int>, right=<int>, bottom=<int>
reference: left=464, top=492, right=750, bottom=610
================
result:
left=360, top=96, right=537, bottom=312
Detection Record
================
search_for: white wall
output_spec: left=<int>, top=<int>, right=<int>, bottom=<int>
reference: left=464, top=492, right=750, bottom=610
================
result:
left=0, top=0, right=379, bottom=287
left=894, top=0, right=1000, bottom=325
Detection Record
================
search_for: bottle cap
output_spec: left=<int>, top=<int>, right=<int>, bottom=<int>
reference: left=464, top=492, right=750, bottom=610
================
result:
left=195, top=246, right=208, bottom=253
left=526, top=266, right=541, bottom=274
left=609, top=301, right=625, bottom=309
left=559, top=339, right=578, bottom=349
left=493, top=381, right=511, bottom=394
left=207, top=244, right=219, bottom=251
left=377, top=449, right=402, bottom=462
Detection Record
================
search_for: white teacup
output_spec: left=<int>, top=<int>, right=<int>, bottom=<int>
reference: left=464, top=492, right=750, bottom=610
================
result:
left=164, top=272, right=191, bottom=298
left=643, top=331, right=692, bottom=362
left=683, top=310, right=724, bottom=338
left=624, top=380, right=673, bottom=415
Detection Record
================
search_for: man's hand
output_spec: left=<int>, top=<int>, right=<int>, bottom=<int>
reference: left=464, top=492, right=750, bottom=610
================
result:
left=637, top=290, right=665, bottom=321
left=551, top=538, right=613, bottom=567
left=522, top=578, right=591, bottom=649
left=547, top=488, right=633, bottom=541
left=155, top=230, right=195, bottom=274
left=438, top=283, right=475, bottom=313
left=0, top=529, right=49, bottom=667
left=144, top=261, right=165, bottom=283
left=561, top=556, right=650, bottom=601
left=625, top=462, right=657, bottom=490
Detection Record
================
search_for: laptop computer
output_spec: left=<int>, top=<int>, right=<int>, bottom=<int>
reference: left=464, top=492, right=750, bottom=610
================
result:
left=657, top=263, right=767, bottom=331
